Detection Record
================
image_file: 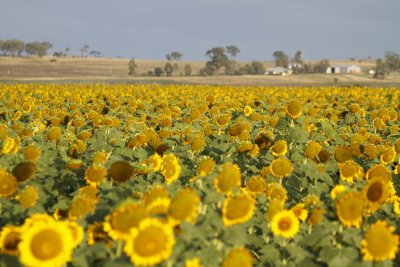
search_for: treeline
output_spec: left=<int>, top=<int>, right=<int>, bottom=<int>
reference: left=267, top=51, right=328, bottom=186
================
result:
left=0, top=39, right=53, bottom=57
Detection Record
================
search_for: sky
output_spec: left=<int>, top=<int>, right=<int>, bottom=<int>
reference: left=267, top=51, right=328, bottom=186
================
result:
left=0, top=0, right=399, bottom=61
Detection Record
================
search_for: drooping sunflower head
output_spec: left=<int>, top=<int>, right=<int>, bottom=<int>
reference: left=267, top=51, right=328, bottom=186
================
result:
left=161, top=154, right=181, bottom=184
left=18, top=220, right=74, bottom=267
left=93, top=150, right=109, bottom=165
left=24, top=145, right=41, bottom=161
left=361, top=220, right=399, bottom=261
left=305, top=141, right=322, bottom=159
left=270, top=210, right=300, bottom=239
left=196, top=157, right=215, bottom=177
left=339, top=160, right=363, bottom=183
left=366, top=164, right=391, bottom=182
left=168, top=188, right=200, bottom=224
left=271, top=140, right=288, bottom=157
left=109, top=161, right=136, bottom=183
left=145, top=153, right=162, bottom=172
left=245, top=176, right=267, bottom=195
left=68, top=196, right=96, bottom=220
left=12, top=161, right=36, bottom=183
left=380, top=146, right=396, bottom=164
left=266, top=183, right=288, bottom=202
left=222, top=191, right=255, bottom=227
left=270, top=158, right=293, bottom=178
left=286, top=100, right=302, bottom=118
left=334, top=146, right=352, bottom=163
left=307, top=207, right=325, bottom=225
left=0, top=225, right=21, bottom=256
left=124, top=218, right=175, bottom=266
left=0, top=169, right=18, bottom=197
left=222, top=248, right=253, bottom=267
left=104, top=202, right=147, bottom=240
left=1, top=136, right=19, bottom=154
left=85, top=165, right=107, bottom=186
left=335, top=191, right=365, bottom=228
left=214, top=163, right=241, bottom=193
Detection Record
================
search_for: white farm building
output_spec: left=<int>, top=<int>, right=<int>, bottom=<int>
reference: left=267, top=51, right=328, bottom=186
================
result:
left=326, top=65, right=362, bottom=74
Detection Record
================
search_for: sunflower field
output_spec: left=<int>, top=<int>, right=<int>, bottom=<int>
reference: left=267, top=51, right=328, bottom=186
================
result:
left=0, top=84, right=399, bottom=267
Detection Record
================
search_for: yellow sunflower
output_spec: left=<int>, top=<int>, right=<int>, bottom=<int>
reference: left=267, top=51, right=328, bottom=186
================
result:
left=286, top=100, right=302, bottom=118
left=362, top=177, right=389, bottom=213
left=145, top=153, right=162, bottom=172
left=0, top=169, right=18, bottom=197
left=214, top=163, right=242, bottom=193
left=18, top=220, right=74, bottom=267
left=380, top=146, right=396, bottom=164
left=143, top=185, right=169, bottom=206
left=304, top=141, right=322, bottom=159
left=335, top=191, right=365, bottom=228
left=24, top=145, right=41, bottom=161
left=291, top=203, right=308, bottom=222
left=307, top=207, right=325, bottom=225
left=270, top=158, right=293, bottom=179
left=85, top=165, right=107, bottom=186
left=65, top=221, right=84, bottom=248
left=222, top=248, right=253, bottom=267
left=245, top=176, right=267, bottom=195
left=339, top=160, right=363, bottom=183
left=196, top=157, right=215, bottom=177
left=104, top=202, right=147, bottom=240
left=168, top=188, right=200, bottom=224
left=361, top=220, right=399, bottom=261
left=1, top=136, right=18, bottom=154
left=330, top=184, right=347, bottom=200
left=87, top=222, right=111, bottom=246
left=243, top=105, right=253, bottom=116
left=17, top=186, right=39, bottom=208
left=0, top=225, right=21, bottom=255
left=271, top=140, right=288, bottom=157
left=185, top=257, right=203, bottom=267
left=161, top=154, right=181, bottom=184
left=270, top=210, right=300, bottom=239
left=334, top=146, right=352, bottom=163
left=365, top=164, right=391, bottom=182
left=222, top=191, right=255, bottom=227
left=93, top=150, right=109, bottom=165
left=124, top=218, right=175, bottom=266
left=266, top=183, right=287, bottom=202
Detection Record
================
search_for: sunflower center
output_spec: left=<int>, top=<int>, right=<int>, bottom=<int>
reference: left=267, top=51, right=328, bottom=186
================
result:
left=112, top=209, right=144, bottom=233
left=226, top=198, right=250, bottom=220
left=4, top=232, right=20, bottom=251
left=30, top=230, right=63, bottom=260
left=163, top=162, right=177, bottom=178
left=278, top=219, right=291, bottom=231
left=342, top=165, right=357, bottom=177
left=134, top=227, right=167, bottom=257
left=366, top=228, right=393, bottom=257
left=367, top=182, right=383, bottom=202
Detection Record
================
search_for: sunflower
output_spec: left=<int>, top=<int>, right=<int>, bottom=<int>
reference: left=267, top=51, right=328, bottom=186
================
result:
left=222, top=191, right=255, bottom=226
left=18, top=220, right=74, bottom=267
left=307, top=207, right=325, bottom=225
left=334, top=146, right=352, bottom=163
left=145, top=197, right=171, bottom=219
left=214, top=163, right=241, bottom=193
left=191, top=134, right=206, bottom=152
left=286, top=100, right=302, bottom=118
left=0, top=169, right=18, bottom=197
left=330, top=184, right=347, bottom=200
left=339, top=160, right=363, bottom=183
left=79, top=185, right=98, bottom=200
left=161, top=154, right=181, bottom=184
left=304, top=141, right=322, bottom=159
left=145, top=153, right=162, bottom=172
left=0, top=225, right=21, bottom=255
left=93, top=150, right=109, bottom=165
left=266, top=183, right=287, bottom=202
left=361, top=220, right=399, bottom=261
left=87, top=222, right=111, bottom=246
left=143, top=185, right=169, bottom=206
left=124, top=218, right=175, bottom=266
left=85, top=165, right=107, bottom=186
left=335, top=191, right=365, bottom=228
left=169, top=188, right=200, bottom=224
left=109, top=161, right=136, bottom=183
left=185, top=257, right=203, bottom=267
left=243, top=105, right=253, bottom=116
left=365, top=164, right=391, bottom=182
left=66, top=159, right=84, bottom=170
left=245, top=176, right=267, bottom=195
left=46, top=127, right=62, bottom=141
left=65, top=221, right=84, bottom=247
left=12, top=161, right=36, bottom=183
left=1, top=136, right=18, bottom=154
left=271, top=210, right=300, bottom=239
left=266, top=199, right=285, bottom=222
left=17, top=186, right=39, bottom=208
left=222, top=248, right=253, bottom=267
left=291, top=203, right=308, bottom=222
left=68, top=196, right=96, bottom=220
left=270, top=158, right=293, bottom=179
left=362, top=177, right=389, bottom=213
left=196, top=157, right=215, bottom=177
left=24, top=145, right=41, bottom=161
left=380, top=146, right=396, bottom=164
left=104, top=202, right=147, bottom=240
left=271, top=140, right=288, bottom=157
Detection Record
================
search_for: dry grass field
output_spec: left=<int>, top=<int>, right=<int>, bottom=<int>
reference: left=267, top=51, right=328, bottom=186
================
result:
left=1, top=56, right=399, bottom=87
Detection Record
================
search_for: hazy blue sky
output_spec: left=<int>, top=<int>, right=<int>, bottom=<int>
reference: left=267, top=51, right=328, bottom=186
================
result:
left=1, top=0, right=399, bottom=61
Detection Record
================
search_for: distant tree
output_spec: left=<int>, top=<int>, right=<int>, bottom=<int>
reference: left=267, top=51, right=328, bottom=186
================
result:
left=0, top=40, right=5, bottom=55
left=166, top=51, right=183, bottom=61
left=128, top=58, right=137, bottom=75
left=2, top=39, right=25, bottom=56
left=205, top=47, right=230, bottom=75
left=53, top=51, right=64, bottom=57
left=164, top=62, right=174, bottom=76
left=273, top=51, right=289, bottom=68
left=293, top=50, right=303, bottom=64
left=154, top=67, right=164, bottom=77
left=89, top=51, right=101, bottom=57
left=25, top=41, right=52, bottom=57
left=374, top=58, right=386, bottom=79
left=244, top=61, right=266, bottom=75
left=184, top=64, right=192, bottom=76
left=314, top=59, right=330, bottom=73
left=384, top=51, right=400, bottom=72
left=225, top=45, right=240, bottom=58
left=80, top=44, right=89, bottom=57
left=64, top=47, right=70, bottom=57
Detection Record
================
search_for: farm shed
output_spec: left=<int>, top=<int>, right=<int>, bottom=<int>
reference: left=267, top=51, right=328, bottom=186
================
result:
left=326, top=65, right=361, bottom=74
left=265, top=67, right=292, bottom=76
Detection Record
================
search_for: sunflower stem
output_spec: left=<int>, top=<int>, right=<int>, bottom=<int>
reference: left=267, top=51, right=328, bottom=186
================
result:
left=115, top=240, right=123, bottom=258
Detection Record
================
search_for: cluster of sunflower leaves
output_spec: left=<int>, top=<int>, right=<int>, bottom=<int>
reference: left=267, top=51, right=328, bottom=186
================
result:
left=0, top=84, right=399, bottom=267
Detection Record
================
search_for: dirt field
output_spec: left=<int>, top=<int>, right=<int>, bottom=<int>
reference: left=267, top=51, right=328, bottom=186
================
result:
left=1, top=56, right=398, bottom=87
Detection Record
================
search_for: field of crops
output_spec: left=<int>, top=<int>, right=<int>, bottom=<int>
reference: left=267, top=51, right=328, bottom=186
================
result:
left=0, top=84, right=399, bottom=267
